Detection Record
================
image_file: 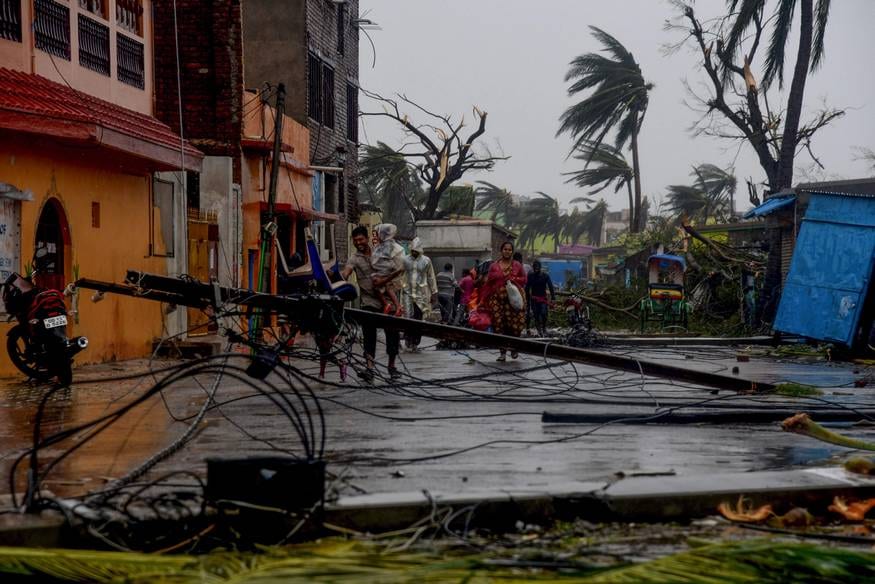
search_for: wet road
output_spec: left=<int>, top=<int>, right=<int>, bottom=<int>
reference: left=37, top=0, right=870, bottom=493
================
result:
left=0, top=340, right=872, bottom=503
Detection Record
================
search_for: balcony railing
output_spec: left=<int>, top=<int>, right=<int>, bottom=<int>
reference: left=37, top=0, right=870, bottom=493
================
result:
left=78, top=14, right=110, bottom=76
left=0, top=0, right=21, bottom=42
left=35, top=0, right=71, bottom=60
left=117, top=33, right=144, bottom=89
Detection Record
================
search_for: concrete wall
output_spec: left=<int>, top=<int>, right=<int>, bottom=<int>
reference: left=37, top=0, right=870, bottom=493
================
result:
left=0, top=0, right=155, bottom=114
left=241, top=0, right=308, bottom=124
left=417, top=223, right=493, bottom=253
left=0, top=140, right=172, bottom=376
left=197, top=157, right=240, bottom=288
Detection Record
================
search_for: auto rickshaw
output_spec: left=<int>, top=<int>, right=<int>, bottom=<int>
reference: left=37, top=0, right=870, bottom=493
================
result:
left=639, top=254, right=690, bottom=332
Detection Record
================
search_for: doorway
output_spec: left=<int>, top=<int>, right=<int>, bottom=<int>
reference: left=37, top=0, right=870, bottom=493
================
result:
left=34, top=198, right=71, bottom=291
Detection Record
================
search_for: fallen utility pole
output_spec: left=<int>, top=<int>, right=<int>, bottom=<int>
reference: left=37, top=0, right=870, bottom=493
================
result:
left=345, top=309, right=775, bottom=393
left=542, top=410, right=873, bottom=425
left=76, top=272, right=775, bottom=392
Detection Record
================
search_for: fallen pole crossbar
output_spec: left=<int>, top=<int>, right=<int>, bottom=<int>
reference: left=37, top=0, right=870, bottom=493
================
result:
left=345, top=309, right=775, bottom=393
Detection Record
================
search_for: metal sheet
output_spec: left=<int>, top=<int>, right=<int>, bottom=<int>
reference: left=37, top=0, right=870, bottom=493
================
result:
left=744, top=194, right=796, bottom=218
left=774, top=193, right=875, bottom=345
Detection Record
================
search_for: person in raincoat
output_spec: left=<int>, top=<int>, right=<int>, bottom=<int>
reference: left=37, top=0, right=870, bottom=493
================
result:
left=371, top=223, right=405, bottom=315
left=402, top=237, right=437, bottom=351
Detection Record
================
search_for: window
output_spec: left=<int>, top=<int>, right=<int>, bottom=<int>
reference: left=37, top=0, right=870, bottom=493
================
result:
left=186, top=171, right=200, bottom=210
left=322, top=64, right=335, bottom=129
left=308, top=52, right=323, bottom=123
left=78, top=14, right=110, bottom=76
left=116, top=0, right=143, bottom=36
left=336, top=4, right=345, bottom=55
left=78, top=0, right=108, bottom=19
left=338, top=175, right=345, bottom=215
left=307, top=52, right=335, bottom=128
left=34, top=0, right=70, bottom=60
left=117, top=33, right=144, bottom=88
left=151, top=178, right=175, bottom=257
left=346, top=83, right=358, bottom=143
left=0, top=0, right=21, bottom=42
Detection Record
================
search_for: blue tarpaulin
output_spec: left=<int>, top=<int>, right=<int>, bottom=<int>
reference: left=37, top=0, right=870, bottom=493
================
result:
left=774, top=192, right=875, bottom=346
left=744, top=194, right=797, bottom=218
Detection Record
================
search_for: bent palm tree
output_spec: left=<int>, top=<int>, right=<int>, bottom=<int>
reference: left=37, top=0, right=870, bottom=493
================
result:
left=666, top=164, right=737, bottom=223
left=474, top=181, right=516, bottom=224
left=564, top=200, right=608, bottom=245
left=564, top=140, right=634, bottom=231
left=523, top=192, right=564, bottom=253
left=359, top=142, right=422, bottom=232
left=558, top=27, right=652, bottom=232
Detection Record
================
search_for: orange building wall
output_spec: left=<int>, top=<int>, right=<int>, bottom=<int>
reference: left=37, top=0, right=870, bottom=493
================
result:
left=0, top=0, right=154, bottom=115
left=241, top=101, right=313, bottom=291
left=0, top=140, right=168, bottom=377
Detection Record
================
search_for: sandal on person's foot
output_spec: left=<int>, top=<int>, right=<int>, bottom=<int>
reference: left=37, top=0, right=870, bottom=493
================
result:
left=357, top=368, right=375, bottom=382
left=388, top=367, right=402, bottom=379
left=496, top=355, right=507, bottom=362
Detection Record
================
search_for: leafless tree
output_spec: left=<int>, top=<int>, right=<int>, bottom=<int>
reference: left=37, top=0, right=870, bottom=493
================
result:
left=360, top=90, right=508, bottom=220
left=668, top=1, right=843, bottom=204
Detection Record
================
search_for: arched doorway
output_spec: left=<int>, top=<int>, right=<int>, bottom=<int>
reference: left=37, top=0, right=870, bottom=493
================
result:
left=34, top=198, right=71, bottom=291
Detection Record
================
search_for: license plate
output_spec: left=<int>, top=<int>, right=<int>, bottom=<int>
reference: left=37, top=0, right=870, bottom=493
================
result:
left=43, top=315, right=67, bottom=329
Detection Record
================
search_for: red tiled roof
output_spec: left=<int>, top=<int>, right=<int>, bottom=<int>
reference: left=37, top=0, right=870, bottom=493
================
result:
left=0, top=68, right=202, bottom=171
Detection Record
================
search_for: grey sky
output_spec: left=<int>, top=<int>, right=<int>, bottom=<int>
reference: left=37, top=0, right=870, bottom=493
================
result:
left=358, top=0, right=875, bottom=213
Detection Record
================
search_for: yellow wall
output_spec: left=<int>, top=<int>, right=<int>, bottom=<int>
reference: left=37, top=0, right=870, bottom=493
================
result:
left=0, top=140, right=168, bottom=377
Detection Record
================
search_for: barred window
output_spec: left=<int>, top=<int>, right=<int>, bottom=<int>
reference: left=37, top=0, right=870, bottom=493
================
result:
left=0, top=0, right=22, bottom=42
left=346, top=83, right=358, bottom=144
left=322, top=64, right=335, bottom=129
left=78, top=14, right=110, bottom=76
left=34, top=0, right=70, bottom=60
left=117, top=33, right=144, bottom=89
left=308, top=52, right=335, bottom=129
left=308, top=52, right=323, bottom=124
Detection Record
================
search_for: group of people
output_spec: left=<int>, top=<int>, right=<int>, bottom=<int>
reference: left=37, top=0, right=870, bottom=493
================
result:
left=342, top=223, right=556, bottom=377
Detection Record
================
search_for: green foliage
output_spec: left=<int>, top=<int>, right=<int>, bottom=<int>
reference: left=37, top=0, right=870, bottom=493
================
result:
left=2, top=539, right=875, bottom=583
left=665, top=164, right=737, bottom=223
left=773, top=382, right=823, bottom=397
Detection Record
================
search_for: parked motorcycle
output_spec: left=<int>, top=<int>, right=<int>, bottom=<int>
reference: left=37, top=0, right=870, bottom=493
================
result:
left=2, top=249, right=87, bottom=385
left=563, top=293, right=603, bottom=348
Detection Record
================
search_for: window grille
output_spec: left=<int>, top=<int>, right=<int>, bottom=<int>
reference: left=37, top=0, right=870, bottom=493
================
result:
left=34, top=0, right=70, bottom=60
left=117, top=33, right=144, bottom=89
left=78, top=14, right=110, bottom=76
left=0, top=0, right=22, bottom=42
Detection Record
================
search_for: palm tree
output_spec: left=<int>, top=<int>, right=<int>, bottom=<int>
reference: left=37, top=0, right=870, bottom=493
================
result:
left=564, top=140, right=634, bottom=231
left=558, top=27, right=652, bottom=232
left=563, top=200, right=608, bottom=245
left=522, top=192, right=563, bottom=253
left=474, top=181, right=517, bottom=224
left=666, top=164, right=737, bottom=223
left=723, top=0, right=832, bottom=189
left=359, top=142, right=422, bottom=232
left=437, top=185, right=475, bottom=218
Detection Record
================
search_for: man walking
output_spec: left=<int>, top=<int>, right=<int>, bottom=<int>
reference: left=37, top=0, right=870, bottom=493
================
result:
left=526, top=260, right=555, bottom=337
left=435, top=263, right=458, bottom=323
left=341, top=225, right=404, bottom=379
left=403, top=237, right=437, bottom=351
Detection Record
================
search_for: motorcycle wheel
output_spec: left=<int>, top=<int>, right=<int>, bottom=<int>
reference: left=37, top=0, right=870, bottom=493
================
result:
left=6, top=325, right=52, bottom=381
left=54, top=360, right=73, bottom=387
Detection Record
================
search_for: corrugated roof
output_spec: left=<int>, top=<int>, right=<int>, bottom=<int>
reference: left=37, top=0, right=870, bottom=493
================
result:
left=743, top=194, right=797, bottom=219
left=0, top=68, right=201, bottom=171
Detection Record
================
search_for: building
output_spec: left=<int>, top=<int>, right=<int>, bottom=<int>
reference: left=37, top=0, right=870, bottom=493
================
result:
left=242, top=0, right=360, bottom=260
left=415, top=219, right=516, bottom=275
left=745, top=178, right=875, bottom=321
left=0, top=0, right=202, bottom=375
left=771, top=187, right=875, bottom=348
left=604, top=209, right=630, bottom=244
left=153, top=0, right=331, bottom=327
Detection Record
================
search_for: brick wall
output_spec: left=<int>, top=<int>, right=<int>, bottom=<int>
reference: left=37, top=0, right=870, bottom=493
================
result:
left=153, top=0, right=244, bottom=183
left=305, top=0, right=360, bottom=259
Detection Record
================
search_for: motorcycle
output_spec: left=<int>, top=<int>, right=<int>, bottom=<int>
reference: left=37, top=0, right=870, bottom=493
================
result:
left=2, top=248, right=88, bottom=385
left=563, top=293, right=603, bottom=348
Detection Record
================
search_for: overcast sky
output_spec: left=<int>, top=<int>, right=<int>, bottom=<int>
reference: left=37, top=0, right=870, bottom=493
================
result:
left=358, top=0, right=875, bottom=213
